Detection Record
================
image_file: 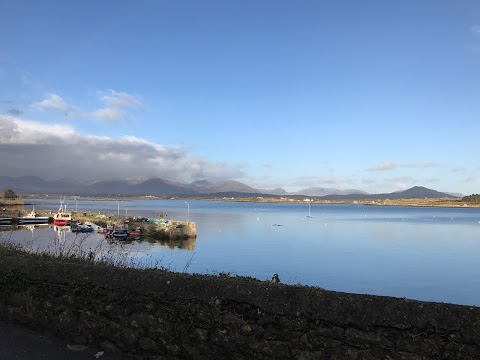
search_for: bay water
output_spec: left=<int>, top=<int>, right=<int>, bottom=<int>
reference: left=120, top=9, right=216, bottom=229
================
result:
left=3, top=198, right=480, bottom=306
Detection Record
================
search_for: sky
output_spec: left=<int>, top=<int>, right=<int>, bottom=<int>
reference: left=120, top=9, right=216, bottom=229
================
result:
left=1, top=0, right=479, bottom=195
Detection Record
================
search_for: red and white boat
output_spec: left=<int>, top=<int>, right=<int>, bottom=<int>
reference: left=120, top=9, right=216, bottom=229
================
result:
left=53, top=199, right=72, bottom=226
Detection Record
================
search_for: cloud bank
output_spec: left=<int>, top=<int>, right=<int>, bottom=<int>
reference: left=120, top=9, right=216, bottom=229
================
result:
left=0, top=114, right=244, bottom=183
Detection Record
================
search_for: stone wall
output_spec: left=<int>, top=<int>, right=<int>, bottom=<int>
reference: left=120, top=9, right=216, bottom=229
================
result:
left=1, top=252, right=480, bottom=359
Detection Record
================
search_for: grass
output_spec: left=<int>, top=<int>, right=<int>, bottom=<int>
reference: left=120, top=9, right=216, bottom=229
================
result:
left=0, top=230, right=284, bottom=285
left=0, top=230, right=170, bottom=271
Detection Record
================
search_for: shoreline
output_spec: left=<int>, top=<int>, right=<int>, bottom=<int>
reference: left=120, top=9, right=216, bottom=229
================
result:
left=5, top=195, right=480, bottom=209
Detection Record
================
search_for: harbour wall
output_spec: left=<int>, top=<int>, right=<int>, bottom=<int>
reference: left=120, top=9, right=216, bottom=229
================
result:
left=1, top=252, right=480, bottom=359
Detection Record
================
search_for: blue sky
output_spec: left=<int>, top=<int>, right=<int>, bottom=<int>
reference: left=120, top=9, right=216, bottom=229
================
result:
left=1, top=0, right=479, bottom=194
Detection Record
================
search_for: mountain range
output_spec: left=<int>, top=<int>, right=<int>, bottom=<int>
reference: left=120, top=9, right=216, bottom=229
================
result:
left=0, top=176, right=459, bottom=199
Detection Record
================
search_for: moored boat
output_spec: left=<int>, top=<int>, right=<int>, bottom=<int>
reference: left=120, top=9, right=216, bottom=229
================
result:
left=0, top=217, right=12, bottom=224
left=71, top=223, right=94, bottom=233
left=18, top=205, right=49, bottom=225
left=104, top=224, right=129, bottom=240
left=53, top=199, right=72, bottom=226
left=84, top=221, right=104, bottom=232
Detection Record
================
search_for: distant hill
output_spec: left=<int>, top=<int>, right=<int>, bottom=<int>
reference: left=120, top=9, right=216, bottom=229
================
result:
left=0, top=176, right=260, bottom=197
left=0, top=176, right=460, bottom=199
left=0, top=176, right=82, bottom=195
left=78, top=178, right=195, bottom=196
left=320, top=186, right=457, bottom=200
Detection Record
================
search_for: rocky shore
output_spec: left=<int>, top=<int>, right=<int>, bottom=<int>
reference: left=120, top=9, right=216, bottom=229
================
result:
left=1, top=248, right=479, bottom=359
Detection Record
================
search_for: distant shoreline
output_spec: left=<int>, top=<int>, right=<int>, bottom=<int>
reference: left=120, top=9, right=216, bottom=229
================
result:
left=13, top=195, right=480, bottom=209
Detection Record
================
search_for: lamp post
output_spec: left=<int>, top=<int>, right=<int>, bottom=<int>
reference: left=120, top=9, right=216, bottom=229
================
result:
left=185, top=201, right=190, bottom=216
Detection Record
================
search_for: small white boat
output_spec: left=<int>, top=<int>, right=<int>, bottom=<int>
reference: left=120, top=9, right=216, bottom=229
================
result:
left=0, top=217, right=12, bottom=224
left=18, top=205, right=49, bottom=225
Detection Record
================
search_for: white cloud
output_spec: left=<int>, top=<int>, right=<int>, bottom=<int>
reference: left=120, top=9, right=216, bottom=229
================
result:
left=31, top=94, right=75, bottom=117
left=404, top=161, right=440, bottom=168
left=99, top=90, right=142, bottom=108
left=30, top=90, right=142, bottom=123
left=0, top=114, right=244, bottom=182
left=367, top=160, right=397, bottom=171
left=92, top=107, right=123, bottom=123
left=287, top=175, right=355, bottom=189
left=91, top=90, right=142, bottom=123
left=32, top=94, right=68, bottom=111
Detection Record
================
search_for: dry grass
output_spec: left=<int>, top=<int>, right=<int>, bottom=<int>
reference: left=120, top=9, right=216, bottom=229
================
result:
left=207, top=196, right=477, bottom=208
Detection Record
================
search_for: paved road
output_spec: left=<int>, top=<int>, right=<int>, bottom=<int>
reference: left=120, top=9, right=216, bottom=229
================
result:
left=0, top=321, right=118, bottom=360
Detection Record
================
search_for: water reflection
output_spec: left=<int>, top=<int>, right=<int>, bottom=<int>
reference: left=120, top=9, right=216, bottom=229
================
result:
left=106, top=236, right=196, bottom=251
left=0, top=225, right=14, bottom=232
left=0, top=224, right=197, bottom=254
left=54, top=225, right=71, bottom=245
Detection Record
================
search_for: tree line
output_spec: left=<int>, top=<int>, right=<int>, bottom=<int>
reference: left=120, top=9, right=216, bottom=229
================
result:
left=2, top=189, right=17, bottom=199
left=462, top=194, right=480, bottom=203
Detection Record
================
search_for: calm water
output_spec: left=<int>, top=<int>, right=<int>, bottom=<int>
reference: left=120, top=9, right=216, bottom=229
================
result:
left=3, top=198, right=480, bottom=306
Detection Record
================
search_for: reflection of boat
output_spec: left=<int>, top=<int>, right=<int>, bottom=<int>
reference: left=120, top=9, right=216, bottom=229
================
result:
left=112, top=229, right=128, bottom=240
left=53, top=199, right=72, bottom=226
left=18, top=223, right=48, bottom=236
left=128, top=227, right=142, bottom=236
left=54, top=225, right=71, bottom=232
left=54, top=225, right=71, bottom=244
left=22, top=224, right=36, bottom=232
left=0, top=217, right=12, bottom=224
left=18, top=205, right=49, bottom=224
left=104, top=224, right=129, bottom=240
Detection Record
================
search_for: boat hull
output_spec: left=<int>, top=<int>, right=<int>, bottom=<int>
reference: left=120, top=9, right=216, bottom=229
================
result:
left=18, top=217, right=49, bottom=225
left=53, top=219, right=69, bottom=226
